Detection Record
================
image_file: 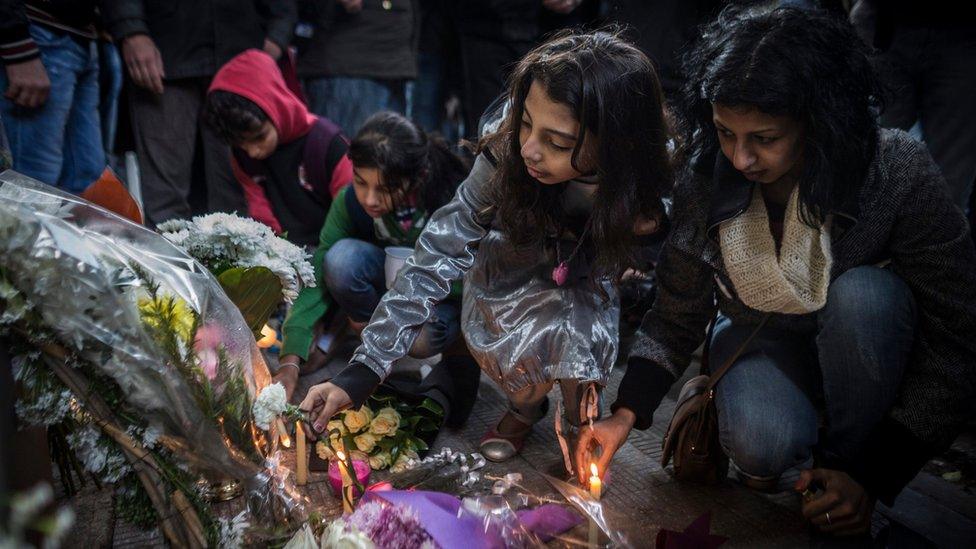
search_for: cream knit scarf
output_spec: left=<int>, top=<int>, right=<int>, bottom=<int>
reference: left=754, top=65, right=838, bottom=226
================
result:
left=718, top=185, right=832, bottom=314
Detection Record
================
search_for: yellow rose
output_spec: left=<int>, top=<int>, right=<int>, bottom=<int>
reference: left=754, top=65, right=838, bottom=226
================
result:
left=353, top=433, right=378, bottom=454
left=368, top=451, right=393, bottom=470
left=343, top=406, right=374, bottom=433
left=327, top=419, right=347, bottom=439
left=369, top=407, right=401, bottom=436
left=329, top=437, right=345, bottom=454
left=389, top=453, right=414, bottom=474
left=315, top=441, right=334, bottom=460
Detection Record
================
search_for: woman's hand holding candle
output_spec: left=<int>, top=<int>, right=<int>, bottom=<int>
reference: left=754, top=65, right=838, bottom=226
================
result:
left=574, top=407, right=635, bottom=483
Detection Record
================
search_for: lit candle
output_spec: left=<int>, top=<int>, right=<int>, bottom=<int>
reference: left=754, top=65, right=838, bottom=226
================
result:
left=588, top=463, right=602, bottom=546
left=589, top=463, right=602, bottom=499
left=276, top=418, right=291, bottom=448
left=295, top=421, right=308, bottom=486
left=256, top=324, right=280, bottom=348
left=335, top=451, right=355, bottom=513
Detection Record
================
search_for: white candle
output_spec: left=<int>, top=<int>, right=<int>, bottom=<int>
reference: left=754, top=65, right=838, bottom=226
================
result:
left=588, top=463, right=602, bottom=546
left=276, top=418, right=291, bottom=448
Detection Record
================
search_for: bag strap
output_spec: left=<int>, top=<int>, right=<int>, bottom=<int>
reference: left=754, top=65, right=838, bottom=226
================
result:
left=705, top=314, right=771, bottom=392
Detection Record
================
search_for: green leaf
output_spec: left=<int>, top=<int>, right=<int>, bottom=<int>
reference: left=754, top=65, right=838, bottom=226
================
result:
left=417, top=398, right=444, bottom=417
left=409, top=436, right=428, bottom=452
left=416, top=418, right=440, bottom=433
left=217, top=266, right=283, bottom=336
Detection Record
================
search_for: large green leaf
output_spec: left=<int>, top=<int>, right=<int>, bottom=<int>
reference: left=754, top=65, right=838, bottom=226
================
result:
left=217, top=266, right=282, bottom=337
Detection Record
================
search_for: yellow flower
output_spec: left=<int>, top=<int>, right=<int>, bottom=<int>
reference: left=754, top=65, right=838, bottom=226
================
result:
left=138, top=293, right=195, bottom=344
left=389, top=452, right=416, bottom=474
left=368, top=451, right=393, bottom=470
left=327, top=419, right=347, bottom=439
left=329, top=437, right=345, bottom=454
left=369, top=407, right=401, bottom=437
left=353, top=433, right=378, bottom=453
left=315, top=441, right=334, bottom=460
left=343, top=406, right=374, bottom=433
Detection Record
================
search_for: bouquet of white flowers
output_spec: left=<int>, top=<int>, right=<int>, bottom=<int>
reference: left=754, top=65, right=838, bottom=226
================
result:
left=0, top=172, right=307, bottom=546
left=158, top=212, right=315, bottom=334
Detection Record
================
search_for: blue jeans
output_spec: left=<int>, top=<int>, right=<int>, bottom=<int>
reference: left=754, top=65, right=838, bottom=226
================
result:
left=324, top=238, right=461, bottom=358
left=712, top=266, right=916, bottom=482
left=0, top=25, right=104, bottom=193
left=305, top=76, right=407, bottom=137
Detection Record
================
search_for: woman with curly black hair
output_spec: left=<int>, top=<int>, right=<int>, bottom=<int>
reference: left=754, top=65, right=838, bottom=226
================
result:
left=579, top=5, right=976, bottom=536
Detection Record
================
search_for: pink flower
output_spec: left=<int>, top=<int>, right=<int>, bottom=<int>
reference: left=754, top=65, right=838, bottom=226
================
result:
left=194, top=325, right=223, bottom=380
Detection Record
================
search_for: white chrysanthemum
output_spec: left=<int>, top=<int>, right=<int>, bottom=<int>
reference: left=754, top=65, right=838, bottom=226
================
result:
left=252, top=382, right=287, bottom=431
left=66, top=424, right=131, bottom=483
left=158, top=212, right=315, bottom=304
left=217, top=510, right=250, bottom=549
left=321, top=520, right=375, bottom=549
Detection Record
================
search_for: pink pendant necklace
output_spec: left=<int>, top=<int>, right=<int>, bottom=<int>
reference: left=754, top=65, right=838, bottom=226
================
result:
left=551, top=220, right=592, bottom=286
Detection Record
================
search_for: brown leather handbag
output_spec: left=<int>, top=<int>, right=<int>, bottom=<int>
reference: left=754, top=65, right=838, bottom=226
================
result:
left=661, top=315, right=770, bottom=483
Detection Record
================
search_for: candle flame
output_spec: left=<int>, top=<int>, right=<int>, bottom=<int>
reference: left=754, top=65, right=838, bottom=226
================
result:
left=336, top=451, right=346, bottom=461
left=256, top=324, right=278, bottom=348
left=590, top=463, right=599, bottom=477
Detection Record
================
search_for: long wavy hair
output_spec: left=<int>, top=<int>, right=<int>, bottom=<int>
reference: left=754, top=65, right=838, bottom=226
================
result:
left=349, top=111, right=469, bottom=213
left=481, top=29, right=672, bottom=278
left=675, top=6, right=883, bottom=225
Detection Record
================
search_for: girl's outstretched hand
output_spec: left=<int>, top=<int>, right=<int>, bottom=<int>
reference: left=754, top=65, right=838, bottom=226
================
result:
left=299, top=382, right=352, bottom=439
left=574, top=407, right=636, bottom=483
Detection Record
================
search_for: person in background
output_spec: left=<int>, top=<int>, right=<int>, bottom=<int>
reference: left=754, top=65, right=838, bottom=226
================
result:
left=102, top=0, right=297, bottom=226
left=600, top=0, right=720, bottom=99
left=0, top=0, right=105, bottom=193
left=583, top=6, right=976, bottom=536
left=205, top=50, right=352, bottom=247
left=276, top=111, right=469, bottom=401
left=851, top=0, right=976, bottom=213
left=298, top=0, right=417, bottom=137
left=410, top=0, right=462, bottom=140
left=453, top=0, right=586, bottom=142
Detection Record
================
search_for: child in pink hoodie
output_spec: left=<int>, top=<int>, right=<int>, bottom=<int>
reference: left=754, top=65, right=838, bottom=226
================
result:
left=205, top=50, right=352, bottom=246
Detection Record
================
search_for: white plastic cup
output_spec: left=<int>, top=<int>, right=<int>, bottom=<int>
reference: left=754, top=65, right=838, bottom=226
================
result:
left=384, top=246, right=413, bottom=289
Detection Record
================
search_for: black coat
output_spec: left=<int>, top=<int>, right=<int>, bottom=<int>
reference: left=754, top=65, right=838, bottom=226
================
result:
left=103, top=0, right=296, bottom=79
left=296, top=0, right=417, bottom=80
left=615, top=129, right=976, bottom=505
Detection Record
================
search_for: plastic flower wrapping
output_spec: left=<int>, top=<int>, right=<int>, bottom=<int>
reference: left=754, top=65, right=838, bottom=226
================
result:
left=0, top=171, right=307, bottom=545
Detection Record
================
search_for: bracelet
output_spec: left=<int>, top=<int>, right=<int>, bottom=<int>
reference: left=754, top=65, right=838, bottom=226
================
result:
left=278, top=361, right=301, bottom=373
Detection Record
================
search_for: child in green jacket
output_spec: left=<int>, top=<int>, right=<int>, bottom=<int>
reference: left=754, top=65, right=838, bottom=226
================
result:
left=276, top=112, right=469, bottom=399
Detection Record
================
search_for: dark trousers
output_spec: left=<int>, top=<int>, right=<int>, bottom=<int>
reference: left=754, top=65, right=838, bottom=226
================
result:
left=458, top=34, right=533, bottom=140
left=128, top=78, right=245, bottom=226
left=881, top=26, right=976, bottom=211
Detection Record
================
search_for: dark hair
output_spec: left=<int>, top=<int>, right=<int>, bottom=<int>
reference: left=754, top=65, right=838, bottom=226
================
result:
left=481, top=29, right=672, bottom=277
left=348, top=111, right=469, bottom=213
left=204, top=90, right=269, bottom=144
left=676, top=6, right=883, bottom=225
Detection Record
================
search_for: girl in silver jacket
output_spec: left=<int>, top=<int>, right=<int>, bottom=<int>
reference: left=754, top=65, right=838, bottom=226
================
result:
left=300, top=30, right=671, bottom=476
